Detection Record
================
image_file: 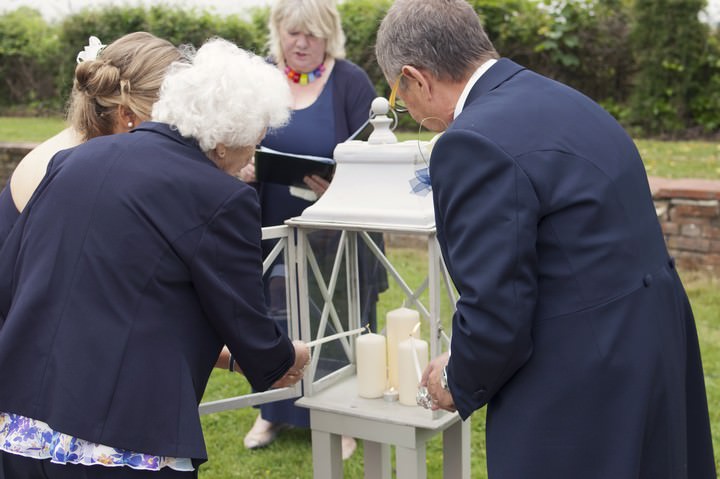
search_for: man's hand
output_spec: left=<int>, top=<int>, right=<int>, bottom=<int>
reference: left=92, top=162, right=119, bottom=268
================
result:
left=421, top=351, right=456, bottom=412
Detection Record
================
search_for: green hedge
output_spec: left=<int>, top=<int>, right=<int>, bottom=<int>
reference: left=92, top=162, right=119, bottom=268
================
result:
left=54, top=5, right=265, bottom=105
left=0, top=8, right=63, bottom=112
left=1, top=0, right=718, bottom=137
left=630, top=0, right=710, bottom=136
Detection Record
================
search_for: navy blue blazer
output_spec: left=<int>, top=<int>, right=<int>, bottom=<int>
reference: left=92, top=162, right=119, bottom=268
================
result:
left=432, top=59, right=715, bottom=478
left=0, top=122, right=295, bottom=464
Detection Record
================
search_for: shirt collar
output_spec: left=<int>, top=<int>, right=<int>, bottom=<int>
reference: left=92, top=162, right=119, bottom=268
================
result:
left=453, top=59, right=498, bottom=119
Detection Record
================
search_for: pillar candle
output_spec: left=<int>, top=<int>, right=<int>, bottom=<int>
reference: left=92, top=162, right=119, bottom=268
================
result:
left=356, top=333, right=387, bottom=398
left=386, top=307, right=420, bottom=389
left=397, top=336, right=428, bottom=406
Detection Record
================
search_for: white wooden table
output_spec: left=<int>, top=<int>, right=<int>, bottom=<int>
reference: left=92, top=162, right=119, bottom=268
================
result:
left=296, top=376, right=470, bottom=479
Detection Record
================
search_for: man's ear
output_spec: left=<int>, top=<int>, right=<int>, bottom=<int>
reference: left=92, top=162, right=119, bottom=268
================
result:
left=401, top=65, right=433, bottom=100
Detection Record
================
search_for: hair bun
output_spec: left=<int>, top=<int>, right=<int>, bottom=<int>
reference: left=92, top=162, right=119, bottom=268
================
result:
left=74, top=59, right=121, bottom=98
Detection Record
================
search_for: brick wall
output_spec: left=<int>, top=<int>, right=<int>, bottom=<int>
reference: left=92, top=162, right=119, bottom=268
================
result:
left=650, top=177, right=720, bottom=275
left=1, top=143, right=719, bottom=275
left=0, top=142, right=36, bottom=188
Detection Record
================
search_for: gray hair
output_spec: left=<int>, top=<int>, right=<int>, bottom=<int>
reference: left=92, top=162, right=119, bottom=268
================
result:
left=375, top=0, right=498, bottom=82
left=268, top=0, right=346, bottom=64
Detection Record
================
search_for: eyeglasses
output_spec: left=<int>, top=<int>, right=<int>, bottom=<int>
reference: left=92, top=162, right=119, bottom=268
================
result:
left=388, top=75, right=408, bottom=114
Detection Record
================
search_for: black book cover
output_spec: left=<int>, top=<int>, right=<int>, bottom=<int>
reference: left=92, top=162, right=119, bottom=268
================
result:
left=254, top=146, right=335, bottom=187
left=254, top=119, right=373, bottom=187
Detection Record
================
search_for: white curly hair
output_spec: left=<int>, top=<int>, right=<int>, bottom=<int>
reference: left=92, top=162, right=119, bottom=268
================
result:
left=152, top=38, right=291, bottom=152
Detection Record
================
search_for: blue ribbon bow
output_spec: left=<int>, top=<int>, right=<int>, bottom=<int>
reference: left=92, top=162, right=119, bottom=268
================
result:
left=409, top=167, right=431, bottom=196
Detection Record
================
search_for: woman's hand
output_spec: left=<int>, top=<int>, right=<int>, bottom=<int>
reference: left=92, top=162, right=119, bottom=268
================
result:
left=272, top=340, right=311, bottom=388
left=236, top=157, right=256, bottom=182
left=217, top=340, right=310, bottom=389
left=303, top=174, right=330, bottom=198
left=216, top=345, right=243, bottom=373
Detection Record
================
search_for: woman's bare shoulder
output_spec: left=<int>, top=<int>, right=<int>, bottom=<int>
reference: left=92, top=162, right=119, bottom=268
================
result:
left=10, top=127, right=83, bottom=212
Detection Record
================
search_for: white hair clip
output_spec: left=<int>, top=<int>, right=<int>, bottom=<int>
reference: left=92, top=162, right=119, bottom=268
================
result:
left=76, top=36, right=106, bottom=64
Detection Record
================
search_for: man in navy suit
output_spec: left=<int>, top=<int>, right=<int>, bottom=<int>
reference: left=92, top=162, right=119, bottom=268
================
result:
left=376, top=1, right=715, bottom=477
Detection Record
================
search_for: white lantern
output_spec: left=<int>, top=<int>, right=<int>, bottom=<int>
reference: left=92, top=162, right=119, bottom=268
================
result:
left=288, top=98, right=469, bottom=478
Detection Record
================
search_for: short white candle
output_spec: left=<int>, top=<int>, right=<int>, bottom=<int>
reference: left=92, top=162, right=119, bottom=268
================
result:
left=356, top=333, right=387, bottom=398
left=397, top=336, right=428, bottom=406
left=386, top=307, right=420, bottom=389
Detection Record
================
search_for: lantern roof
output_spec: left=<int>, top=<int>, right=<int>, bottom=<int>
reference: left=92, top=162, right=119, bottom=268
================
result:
left=290, top=98, right=436, bottom=232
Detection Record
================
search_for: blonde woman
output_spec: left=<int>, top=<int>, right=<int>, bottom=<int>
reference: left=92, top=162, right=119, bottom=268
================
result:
left=239, top=0, right=387, bottom=459
left=0, top=32, right=182, bottom=243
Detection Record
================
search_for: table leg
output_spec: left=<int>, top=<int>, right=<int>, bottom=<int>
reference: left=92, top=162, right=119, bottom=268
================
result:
left=363, top=441, right=391, bottom=479
left=443, top=417, right=471, bottom=478
left=396, top=443, right=427, bottom=479
left=311, top=430, right=343, bottom=479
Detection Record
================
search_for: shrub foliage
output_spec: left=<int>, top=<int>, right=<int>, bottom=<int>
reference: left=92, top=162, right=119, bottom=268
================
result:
left=630, top=0, right=710, bottom=136
left=0, top=0, right=717, bottom=137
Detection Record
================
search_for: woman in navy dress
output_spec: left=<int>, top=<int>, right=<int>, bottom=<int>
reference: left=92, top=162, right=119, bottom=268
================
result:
left=237, top=0, right=387, bottom=459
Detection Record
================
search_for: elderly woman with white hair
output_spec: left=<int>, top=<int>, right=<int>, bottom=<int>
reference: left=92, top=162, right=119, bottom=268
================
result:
left=0, top=38, right=309, bottom=479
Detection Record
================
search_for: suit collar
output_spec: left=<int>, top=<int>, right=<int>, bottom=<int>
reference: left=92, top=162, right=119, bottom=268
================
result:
left=464, top=58, right=526, bottom=106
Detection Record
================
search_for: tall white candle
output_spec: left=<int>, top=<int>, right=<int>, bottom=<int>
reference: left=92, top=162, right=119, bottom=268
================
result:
left=356, top=333, right=387, bottom=398
left=386, top=307, right=420, bottom=389
left=397, top=336, right=428, bottom=406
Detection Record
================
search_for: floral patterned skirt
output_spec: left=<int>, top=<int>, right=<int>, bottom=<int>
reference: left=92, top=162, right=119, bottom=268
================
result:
left=0, top=412, right=193, bottom=471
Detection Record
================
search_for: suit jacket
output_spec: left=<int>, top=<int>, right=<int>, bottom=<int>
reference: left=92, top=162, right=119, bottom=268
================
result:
left=432, top=59, right=715, bottom=478
left=0, top=122, right=295, bottom=464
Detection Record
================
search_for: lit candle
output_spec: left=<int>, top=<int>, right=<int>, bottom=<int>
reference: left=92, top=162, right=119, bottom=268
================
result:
left=386, top=307, right=420, bottom=389
left=383, top=387, right=399, bottom=402
left=397, top=335, right=428, bottom=406
left=356, top=333, right=387, bottom=398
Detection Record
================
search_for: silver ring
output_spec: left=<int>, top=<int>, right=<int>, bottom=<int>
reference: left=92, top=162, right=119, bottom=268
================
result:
left=416, top=387, right=433, bottom=409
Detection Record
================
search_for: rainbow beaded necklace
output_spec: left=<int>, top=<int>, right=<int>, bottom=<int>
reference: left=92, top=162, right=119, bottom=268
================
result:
left=284, top=63, right=326, bottom=85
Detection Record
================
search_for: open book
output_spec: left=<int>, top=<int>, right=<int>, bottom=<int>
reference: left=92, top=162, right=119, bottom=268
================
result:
left=254, top=119, right=374, bottom=187
left=254, top=146, right=335, bottom=187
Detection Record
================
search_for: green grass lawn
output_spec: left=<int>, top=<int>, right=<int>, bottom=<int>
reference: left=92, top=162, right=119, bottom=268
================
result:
left=1, top=117, right=719, bottom=180
left=198, top=248, right=720, bottom=478
left=0, top=116, right=67, bottom=143
left=636, top=139, right=720, bottom=179
left=395, top=131, right=720, bottom=180
left=684, top=272, right=720, bottom=463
